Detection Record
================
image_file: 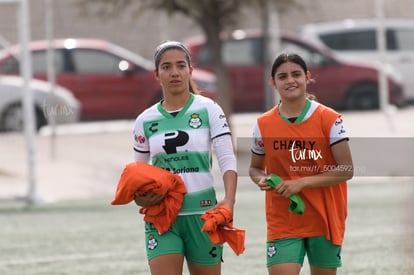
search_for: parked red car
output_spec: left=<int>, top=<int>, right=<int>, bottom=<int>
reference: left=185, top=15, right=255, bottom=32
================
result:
left=0, top=39, right=216, bottom=121
left=185, top=30, right=405, bottom=112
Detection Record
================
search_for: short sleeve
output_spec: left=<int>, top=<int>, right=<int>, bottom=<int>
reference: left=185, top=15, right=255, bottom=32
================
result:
left=208, top=101, right=231, bottom=139
left=251, top=122, right=265, bottom=155
left=133, top=115, right=150, bottom=154
left=329, top=116, right=349, bottom=145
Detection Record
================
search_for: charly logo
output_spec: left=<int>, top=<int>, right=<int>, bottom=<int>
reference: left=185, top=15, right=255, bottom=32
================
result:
left=188, top=113, right=202, bottom=129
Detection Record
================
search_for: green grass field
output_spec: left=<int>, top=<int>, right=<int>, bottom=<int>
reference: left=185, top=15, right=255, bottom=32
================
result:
left=1, top=179, right=413, bottom=275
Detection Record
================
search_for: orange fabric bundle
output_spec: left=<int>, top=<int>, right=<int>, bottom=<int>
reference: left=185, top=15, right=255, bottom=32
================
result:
left=111, top=162, right=187, bottom=234
left=201, top=205, right=246, bottom=256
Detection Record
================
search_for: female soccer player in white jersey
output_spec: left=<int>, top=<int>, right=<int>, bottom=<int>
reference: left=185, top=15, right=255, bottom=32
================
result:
left=132, top=41, right=238, bottom=275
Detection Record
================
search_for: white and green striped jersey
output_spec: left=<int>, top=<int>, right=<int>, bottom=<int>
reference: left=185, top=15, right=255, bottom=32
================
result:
left=133, top=94, right=231, bottom=215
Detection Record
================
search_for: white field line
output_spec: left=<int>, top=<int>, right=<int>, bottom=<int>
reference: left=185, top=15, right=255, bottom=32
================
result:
left=0, top=250, right=140, bottom=266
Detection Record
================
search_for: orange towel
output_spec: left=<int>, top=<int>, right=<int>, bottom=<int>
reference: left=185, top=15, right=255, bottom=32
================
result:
left=201, top=205, right=246, bottom=256
left=111, top=162, right=187, bottom=234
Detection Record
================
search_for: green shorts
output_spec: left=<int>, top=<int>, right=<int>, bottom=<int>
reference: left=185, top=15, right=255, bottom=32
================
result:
left=266, top=236, right=342, bottom=268
left=144, top=215, right=223, bottom=265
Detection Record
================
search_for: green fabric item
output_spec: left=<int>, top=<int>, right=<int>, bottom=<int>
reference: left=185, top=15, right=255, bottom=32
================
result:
left=265, top=174, right=305, bottom=215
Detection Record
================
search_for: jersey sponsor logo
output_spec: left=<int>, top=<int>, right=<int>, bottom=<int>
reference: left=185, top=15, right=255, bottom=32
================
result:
left=189, top=113, right=202, bottom=129
left=169, top=166, right=200, bottom=174
left=338, top=128, right=346, bottom=135
left=162, top=130, right=189, bottom=154
left=254, top=137, right=264, bottom=148
left=334, top=117, right=343, bottom=126
left=134, top=134, right=145, bottom=144
left=200, top=199, right=212, bottom=207
left=149, top=122, right=159, bottom=134
left=160, top=157, right=201, bottom=174
left=273, top=139, right=316, bottom=151
left=218, top=114, right=230, bottom=129
left=335, top=117, right=347, bottom=135
left=157, top=129, right=202, bottom=174
left=272, top=139, right=324, bottom=163
left=163, top=155, right=189, bottom=162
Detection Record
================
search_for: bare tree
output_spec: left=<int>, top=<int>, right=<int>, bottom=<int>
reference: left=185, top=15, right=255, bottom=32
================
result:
left=76, top=0, right=299, bottom=118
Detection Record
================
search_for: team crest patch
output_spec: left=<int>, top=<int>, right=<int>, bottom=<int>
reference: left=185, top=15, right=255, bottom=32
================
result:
left=147, top=234, right=158, bottom=250
left=189, top=113, right=202, bottom=129
left=267, top=242, right=277, bottom=257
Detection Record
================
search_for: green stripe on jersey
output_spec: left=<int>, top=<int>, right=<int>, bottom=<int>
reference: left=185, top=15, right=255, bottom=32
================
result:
left=157, top=93, right=194, bottom=118
left=143, top=108, right=210, bottom=139
left=180, top=187, right=217, bottom=215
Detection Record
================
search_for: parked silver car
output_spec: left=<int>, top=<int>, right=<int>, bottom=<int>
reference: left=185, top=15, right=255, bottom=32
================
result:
left=300, top=18, right=414, bottom=103
left=0, top=75, right=81, bottom=132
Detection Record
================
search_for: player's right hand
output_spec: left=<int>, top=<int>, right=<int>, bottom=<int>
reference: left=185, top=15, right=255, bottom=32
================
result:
left=134, top=192, right=164, bottom=207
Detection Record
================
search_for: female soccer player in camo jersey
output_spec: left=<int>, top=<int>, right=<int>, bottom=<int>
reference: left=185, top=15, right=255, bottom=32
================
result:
left=249, top=52, right=353, bottom=275
left=132, top=40, right=238, bottom=275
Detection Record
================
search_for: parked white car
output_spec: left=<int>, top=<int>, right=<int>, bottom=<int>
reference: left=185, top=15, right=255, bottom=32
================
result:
left=300, top=18, right=414, bottom=103
left=0, top=75, right=81, bottom=132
